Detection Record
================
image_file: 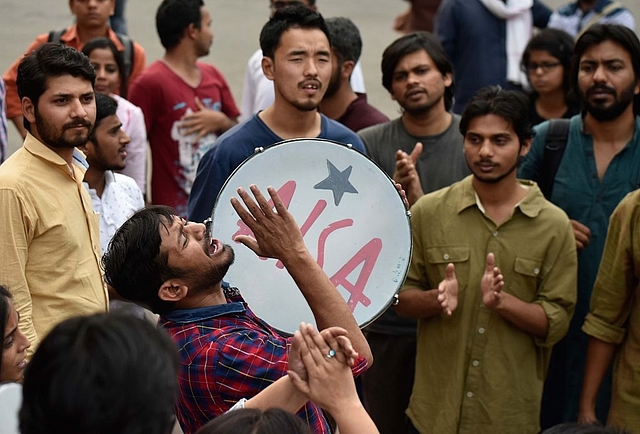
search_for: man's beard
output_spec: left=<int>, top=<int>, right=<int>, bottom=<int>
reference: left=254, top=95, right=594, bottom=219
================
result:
left=35, top=110, right=93, bottom=149
left=323, top=66, right=341, bottom=99
left=467, top=156, right=520, bottom=184
left=187, top=244, right=236, bottom=295
left=580, top=81, right=636, bottom=122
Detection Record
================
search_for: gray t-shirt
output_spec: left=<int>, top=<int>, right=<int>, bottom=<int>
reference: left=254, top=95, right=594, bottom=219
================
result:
left=358, top=114, right=470, bottom=335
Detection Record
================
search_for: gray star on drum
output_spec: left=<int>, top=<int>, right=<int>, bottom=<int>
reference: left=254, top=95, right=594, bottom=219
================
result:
left=313, top=160, right=359, bottom=206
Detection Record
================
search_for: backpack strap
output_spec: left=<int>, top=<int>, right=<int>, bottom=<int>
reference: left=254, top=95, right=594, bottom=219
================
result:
left=115, top=32, right=134, bottom=88
left=47, top=29, right=67, bottom=43
left=539, top=118, right=571, bottom=199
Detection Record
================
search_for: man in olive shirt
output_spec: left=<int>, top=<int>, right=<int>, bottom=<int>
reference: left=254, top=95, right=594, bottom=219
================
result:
left=396, top=86, right=577, bottom=434
left=579, top=189, right=640, bottom=432
left=0, top=43, right=107, bottom=352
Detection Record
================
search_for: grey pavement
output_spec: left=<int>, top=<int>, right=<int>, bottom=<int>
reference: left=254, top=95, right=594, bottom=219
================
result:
left=1, top=0, right=640, bottom=156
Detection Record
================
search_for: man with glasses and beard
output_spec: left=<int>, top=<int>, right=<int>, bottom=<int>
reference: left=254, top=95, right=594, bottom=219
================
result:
left=0, top=43, right=108, bottom=354
left=519, top=24, right=640, bottom=429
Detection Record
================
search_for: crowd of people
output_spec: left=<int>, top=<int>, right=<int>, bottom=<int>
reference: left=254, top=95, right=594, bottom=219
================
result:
left=1, top=0, right=640, bottom=434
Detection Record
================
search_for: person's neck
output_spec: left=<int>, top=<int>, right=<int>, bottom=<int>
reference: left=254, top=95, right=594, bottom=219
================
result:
left=579, top=0, right=597, bottom=12
left=259, top=99, right=322, bottom=139
left=401, top=103, right=452, bottom=137
left=535, top=89, right=569, bottom=119
left=163, top=46, right=200, bottom=85
left=174, top=284, right=228, bottom=309
left=319, top=83, right=358, bottom=120
left=83, top=167, right=107, bottom=198
left=584, top=106, right=636, bottom=145
left=76, top=24, right=110, bottom=45
left=471, top=173, right=527, bottom=226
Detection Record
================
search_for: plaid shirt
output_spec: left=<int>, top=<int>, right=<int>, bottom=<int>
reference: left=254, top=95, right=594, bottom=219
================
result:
left=160, top=287, right=368, bottom=434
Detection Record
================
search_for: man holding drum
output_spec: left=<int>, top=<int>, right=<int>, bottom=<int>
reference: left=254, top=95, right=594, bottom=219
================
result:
left=102, top=185, right=372, bottom=434
left=396, top=86, right=577, bottom=434
left=187, top=5, right=367, bottom=223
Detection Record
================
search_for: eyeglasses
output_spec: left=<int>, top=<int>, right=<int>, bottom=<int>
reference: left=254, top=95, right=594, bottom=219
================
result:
left=525, top=62, right=561, bottom=74
left=270, top=1, right=304, bottom=10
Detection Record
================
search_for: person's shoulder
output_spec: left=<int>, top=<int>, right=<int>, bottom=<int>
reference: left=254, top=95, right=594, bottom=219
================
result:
left=358, top=118, right=398, bottom=141
left=321, top=115, right=365, bottom=150
left=112, top=94, right=142, bottom=112
left=132, top=61, right=166, bottom=82
left=197, top=61, right=225, bottom=77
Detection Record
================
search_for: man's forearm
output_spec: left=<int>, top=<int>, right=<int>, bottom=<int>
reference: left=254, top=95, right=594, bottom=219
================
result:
left=578, top=337, right=617, bottom=421
left=395, top=288, right=443, bottom=318
left=282, top=251, right=373, bottom=365
left=493, top=293, right=548, bottom=338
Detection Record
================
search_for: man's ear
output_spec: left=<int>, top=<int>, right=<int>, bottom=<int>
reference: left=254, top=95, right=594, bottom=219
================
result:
left=262, top=56, right=275, bottom=81
left=520, top=138, right=533, bottom=158
left=158, top=279, right=189, bottom=302
left=22, top=97, right=36, bottom=125
left=341, top=60, right=355, bottom=81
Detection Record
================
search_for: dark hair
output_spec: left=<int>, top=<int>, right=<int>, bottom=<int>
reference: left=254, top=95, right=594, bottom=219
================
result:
left=0, top=285, right=13, bottom=381
left=260, top=4, right=330, bottom=59
left=102, top=206, right=186, bottom=314
left=19, top=313, right=179, bottom=434
left=381, top=31, right=454, bottom=111
left=81, top=37, right=128, bottom=98
left=571, top=24, right=640, bottom=115
left=156, top=0, right=204, bottom=50
left=195, top=408, right=312, bottom=434
left=542, top=423, right=632, bottom=434
left=521, top=28, right=575, bottom=97
left=17, top=42, right=96, bottom=132
left=460, top=86, right=535, bottom=146
left=88, top=92, right=119, bottom=144
left=325, top=17, right=362, bottom=64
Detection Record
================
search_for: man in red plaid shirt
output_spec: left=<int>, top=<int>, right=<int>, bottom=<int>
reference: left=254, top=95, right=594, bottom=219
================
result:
left=102, top=185, right=373, bottom=434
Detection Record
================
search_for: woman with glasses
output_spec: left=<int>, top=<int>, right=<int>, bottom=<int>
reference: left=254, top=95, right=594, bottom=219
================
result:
left=521, top=29, right=580, bottom=126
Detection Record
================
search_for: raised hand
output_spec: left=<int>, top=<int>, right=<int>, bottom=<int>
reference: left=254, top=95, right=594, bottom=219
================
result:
left=480, top=253, right=504, bottom=309
left=393, top=142, right=424, bottom=206
left=230, top=185, right=307, bottom=262
left=437, top=263, right=458, bottom=316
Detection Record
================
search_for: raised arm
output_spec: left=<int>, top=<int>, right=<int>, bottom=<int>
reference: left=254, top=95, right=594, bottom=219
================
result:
left=231, top=185, right=372, bottom=365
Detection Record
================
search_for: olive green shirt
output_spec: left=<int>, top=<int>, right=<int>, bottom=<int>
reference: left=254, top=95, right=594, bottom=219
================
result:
left=583, top=190, right=640, bottom=432
left=402, top=175, right=577, bottom=434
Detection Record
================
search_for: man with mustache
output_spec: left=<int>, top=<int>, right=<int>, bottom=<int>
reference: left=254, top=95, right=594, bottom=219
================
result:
left=396, top=86, right=577, bottom=434
left=0, top=43, right=108, bottom=353
left=519, top=24, right=640, bottom=428
left=187, top=5, right=366, bottom=223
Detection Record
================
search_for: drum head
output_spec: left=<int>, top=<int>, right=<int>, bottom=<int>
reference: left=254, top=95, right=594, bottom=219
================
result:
left=211, top=138, right=411, bottom=335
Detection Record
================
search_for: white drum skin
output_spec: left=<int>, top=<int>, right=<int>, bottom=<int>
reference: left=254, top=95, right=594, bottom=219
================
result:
left=211, top=139, right=412, bottom=335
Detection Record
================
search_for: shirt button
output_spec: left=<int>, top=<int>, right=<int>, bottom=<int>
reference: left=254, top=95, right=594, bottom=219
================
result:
left=534, top=268, right=540, bottom=275
left=478, top=327, right=485, bottom=334
left=466, top=391, right=474, bottom=398
left=443, top=253, right=450, bottom=260
left=472, top=360, right=480, bottom=367
left=492, top=231, right=498, bottom=237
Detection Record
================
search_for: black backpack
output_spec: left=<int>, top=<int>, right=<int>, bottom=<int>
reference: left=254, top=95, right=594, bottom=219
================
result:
left=48, top=29, right=134, bottom=87
left=538, top=118, right=571, bottom=200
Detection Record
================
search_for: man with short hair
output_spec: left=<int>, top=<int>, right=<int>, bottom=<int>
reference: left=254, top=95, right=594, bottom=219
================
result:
left=357, top=31, right=469, bottom=434
left=239, top=0, right=365, bottom=121
left=129, top=0, right=239, bottom=217
left=397, top=86, right=577, bottom=434
left=2, top=0, right=146, bottom=138
left=319, top=17, right=388, bottom=132
left=79, top=92, right=144, bottom=255
left=102, top=186, right=372, bottom=433
left=548, top=0, right=635, bottom=38
left=0, top=43, right=108, bottom=351
left=187, top=5, right=367, bottom=223
left=519, top=24, right=640, bottom=428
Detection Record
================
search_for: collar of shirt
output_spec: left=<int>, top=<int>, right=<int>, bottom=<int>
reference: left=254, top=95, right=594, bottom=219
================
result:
left=454, top=174, right=546, bottom=218
left=60, top=25, right=125, bottom=51
left=23, top=133, right=87, bottom=180
left=161, top=301, right=246, bottom=324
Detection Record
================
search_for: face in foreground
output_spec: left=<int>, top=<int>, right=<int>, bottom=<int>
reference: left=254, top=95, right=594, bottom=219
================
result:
left=269, top=27, right=332, bottom=112
left=577, top=40, right=639, bottom=122
left=28, top=75, right=96, bottom=150
left=160, top=216, right=235, bottom=294
left=2, top=300, right=31, bottom=383
left=464, top=114, right=529, bottom=184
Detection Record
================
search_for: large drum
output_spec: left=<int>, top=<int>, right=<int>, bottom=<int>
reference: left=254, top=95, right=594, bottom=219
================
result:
left=210, top=139, right=412, bottom=334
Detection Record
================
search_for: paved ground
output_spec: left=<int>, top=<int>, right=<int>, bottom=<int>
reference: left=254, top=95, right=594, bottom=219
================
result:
left=1, top=0, right=639, bottom=154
